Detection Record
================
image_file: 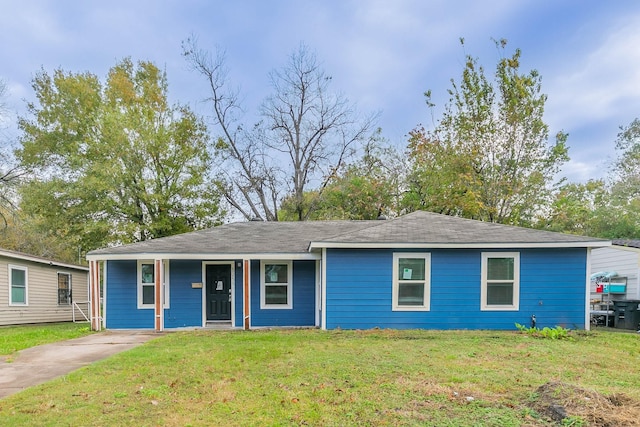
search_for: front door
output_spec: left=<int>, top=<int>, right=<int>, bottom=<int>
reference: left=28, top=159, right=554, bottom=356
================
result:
left=206, top=264, right=232, bottom=321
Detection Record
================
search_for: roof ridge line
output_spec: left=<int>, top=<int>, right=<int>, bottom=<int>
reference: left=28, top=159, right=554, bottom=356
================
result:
left=312, top=213, right=408, bottom=242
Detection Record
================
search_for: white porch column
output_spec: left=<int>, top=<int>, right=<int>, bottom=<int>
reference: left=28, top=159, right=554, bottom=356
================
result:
left=154, top=259, right=164, bottom=332
left=89, top=260, right=102, bottom=331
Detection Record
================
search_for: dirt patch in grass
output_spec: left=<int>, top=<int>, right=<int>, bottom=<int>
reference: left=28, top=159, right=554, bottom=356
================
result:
left=529, top=381, right=640, bottom=426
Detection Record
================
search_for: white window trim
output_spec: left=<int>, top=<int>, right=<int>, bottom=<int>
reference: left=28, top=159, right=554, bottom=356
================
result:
left=9, top=264, right=28, bottom=306
left=260, top=260, right=293, bottom=309
left=57, top=272, right=72, bottom=306
left=481, top=252, right=520, bottom=311
left=137, top=260, right=170, bottom=309
left=392, top=253, right=431, bottom=311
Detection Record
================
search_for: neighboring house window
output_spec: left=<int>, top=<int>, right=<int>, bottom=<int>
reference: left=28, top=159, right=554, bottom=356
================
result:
left=137, top=260, right=170, bottom=309
left=481, top=252, right=520, bottom=311
left=260, top=261, right=292, bottom=309
left=9, top=265, right=28, bottom=305
left=392, top=253, right=431, bottom=311
left=58, top=272, right=72, bottom=305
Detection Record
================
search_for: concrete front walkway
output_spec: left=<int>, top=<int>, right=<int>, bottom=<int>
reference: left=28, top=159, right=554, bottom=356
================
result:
left=0, top=330, right=160, bottom=399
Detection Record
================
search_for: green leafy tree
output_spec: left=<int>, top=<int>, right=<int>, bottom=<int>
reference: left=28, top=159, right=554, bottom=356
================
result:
left=16, top=59, right=224, bottom=256
left=603, top=118, right=640, bottom=237
left=536, top=118, right=640, bottom=239
left=279, top=136, right=405, bottom=220
left=0, top=210, right=79, bottom=263
left=0, top=79, right=24, bottom=229
left=538, top=180, right=608, bottom=235
left=406, top=39, right=568, bottom=226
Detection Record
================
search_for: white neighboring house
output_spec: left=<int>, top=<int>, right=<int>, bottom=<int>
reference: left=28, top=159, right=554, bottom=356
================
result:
left=0, top=248, right=89, bottom=326
left=591, top=239, right=640, bottom=300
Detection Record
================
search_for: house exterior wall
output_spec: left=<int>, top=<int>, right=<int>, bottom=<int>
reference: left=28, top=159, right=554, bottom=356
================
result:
left=105, top=259, right=316, bottom=329
left=0, top=255, right=88, bottom=326
left=233, top=263, right=243, bottom=328
left=250, top=260, right=316, bottom=327
left=105, top=260, right=151, bottom=328
left=591, top=247, right=640, bottom=299
left=106, top=259, right=231, bottom=329
left=325, top=248, right=588, bottom=330
left=165, top=260, right=205, bottom=329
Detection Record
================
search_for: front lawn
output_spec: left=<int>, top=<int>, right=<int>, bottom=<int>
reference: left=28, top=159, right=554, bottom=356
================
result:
left=0, top=328, right=639, bottom=426
left=0, top=322, right=93, bottom=357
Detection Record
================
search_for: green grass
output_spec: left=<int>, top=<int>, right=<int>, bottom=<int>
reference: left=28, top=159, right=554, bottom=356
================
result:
left=0, top=322, right=93, bottom=357
left=0, top=328, right=639, bottom=426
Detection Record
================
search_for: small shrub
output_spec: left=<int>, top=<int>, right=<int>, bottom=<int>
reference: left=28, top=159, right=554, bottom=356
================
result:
left=515, top=323, right=572, bottom=340
left=562, top=415, right=586, bottom=426
left=539, top=326, right=570, bottom=340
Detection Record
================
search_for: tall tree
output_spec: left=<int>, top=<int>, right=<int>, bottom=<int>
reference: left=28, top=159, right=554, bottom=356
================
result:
left=536, top=118, right=640, bottom=239
left=0, top=79, right=23, bottom=229
left=605, top=118, right=640, bottom=237
left=279, top=135, right=405, bottom=220
left=538, top=180, right=608, bottom=235
left=406, top=39, right=568, bottom=226
left=16, top=59, right=223, bottom=256
left=611, top=118, right=640, bottom=201
left=0, top=211, right=80, bottom=262
left=183, top=39, right=376, bottom=221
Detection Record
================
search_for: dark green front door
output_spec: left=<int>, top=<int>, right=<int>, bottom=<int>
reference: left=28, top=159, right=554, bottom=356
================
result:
left=206, top=264, right=232, bottom=321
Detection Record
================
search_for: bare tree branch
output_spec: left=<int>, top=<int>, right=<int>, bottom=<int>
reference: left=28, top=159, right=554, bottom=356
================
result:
left=183, top=37, right=279, bottom=221
left=185, top=40, right=377, bottom=221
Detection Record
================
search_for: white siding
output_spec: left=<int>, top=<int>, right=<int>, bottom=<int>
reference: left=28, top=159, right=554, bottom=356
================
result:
left=591, top=247, right=640, bottom=299
left=0, top=256, right=89, bottom=326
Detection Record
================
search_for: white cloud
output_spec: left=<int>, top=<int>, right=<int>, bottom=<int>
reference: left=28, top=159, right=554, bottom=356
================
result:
left=546, top=13, right=640, bottom=130
left=4, top=3, right=67, bottom=45
left=301, top=0, right=528, bottom=140
left=2, top=0, right=637, bottom=182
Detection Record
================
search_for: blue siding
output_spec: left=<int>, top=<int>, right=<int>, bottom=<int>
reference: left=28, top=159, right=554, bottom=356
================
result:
left=106, top=260, right=153, bottom=329
left=519, top=249, right=586, bottom=328
left=164, top=260, right=203, bottom=328
left=325, top=248, right=587, bottom=330
left=106, top=260, right=204, bottom=329
left=250, top=260, right=316, bottom=327
left=105, top=258, right=316, bottom=329
left=234, top=263, right=243, bottom=328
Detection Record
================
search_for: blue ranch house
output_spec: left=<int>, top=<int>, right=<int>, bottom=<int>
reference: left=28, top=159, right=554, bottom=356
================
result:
left=86, top=211, right=609, bottom=332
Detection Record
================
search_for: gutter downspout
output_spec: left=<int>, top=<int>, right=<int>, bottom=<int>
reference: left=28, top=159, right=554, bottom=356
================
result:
left=321, top=248, right=327, bottom=330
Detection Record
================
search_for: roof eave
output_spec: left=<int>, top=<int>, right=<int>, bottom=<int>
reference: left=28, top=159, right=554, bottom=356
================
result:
left=308, top=241, right=611, bottom=250
left=86, top=252, right=321, bottom=261
left=607, top=243, right=640, bottom=253
left=0, top=249, right=89, bottom=271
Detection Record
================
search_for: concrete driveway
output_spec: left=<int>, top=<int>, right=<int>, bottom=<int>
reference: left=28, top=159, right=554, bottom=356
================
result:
left=0, top=330, right=160, bottom=399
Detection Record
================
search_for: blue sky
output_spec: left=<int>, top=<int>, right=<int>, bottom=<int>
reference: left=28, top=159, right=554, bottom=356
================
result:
left=1, top=0, right=639, bottom=183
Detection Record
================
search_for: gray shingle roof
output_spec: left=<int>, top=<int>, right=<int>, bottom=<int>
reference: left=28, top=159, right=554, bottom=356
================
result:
left=88, top=219, right=374, bottom=256
left=87, top=210, right=608, bottom=258
left=310, top=211, right=606, bottom=246
left=612, top=239, right=640, bottom=249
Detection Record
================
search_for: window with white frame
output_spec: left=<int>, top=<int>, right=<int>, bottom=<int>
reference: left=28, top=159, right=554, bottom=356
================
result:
left=58, top=272, right=72, bottom=305
left=9, top=265, right=28, bottom=305
left=137, top=260, right=170, bottom=309
left=393, top=253, right=431, bottom=311
left=481, top=252, right=520, bottom=311
left=260, top=261, right=292, bottom=309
